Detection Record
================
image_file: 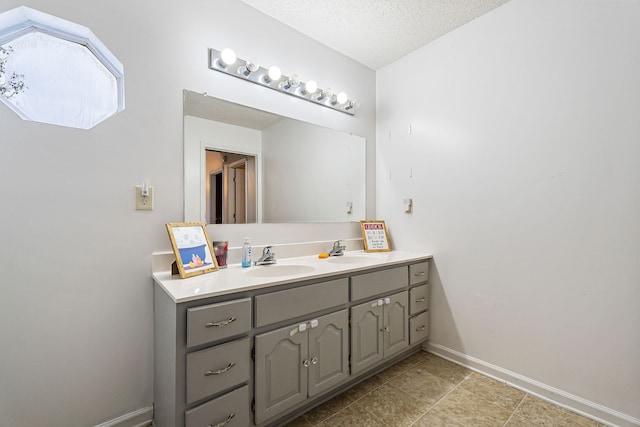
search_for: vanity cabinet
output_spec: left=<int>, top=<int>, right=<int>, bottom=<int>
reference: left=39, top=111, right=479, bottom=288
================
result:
left=254, top=309, right=349, bottom=424
left=153, top=254, right=431, bottom=427
left=350, top=291, right=409, bottom=375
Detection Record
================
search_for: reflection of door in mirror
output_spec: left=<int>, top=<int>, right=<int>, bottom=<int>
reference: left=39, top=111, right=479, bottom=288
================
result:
left=205, top=150, right=257, bottom=224
left=227, top=160, right=246, bottom=224
left=209, top=170, right=223, bottom=224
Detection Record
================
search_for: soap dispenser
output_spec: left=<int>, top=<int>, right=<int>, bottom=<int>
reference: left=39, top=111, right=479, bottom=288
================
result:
left=241, top=237, right=252, bottom=268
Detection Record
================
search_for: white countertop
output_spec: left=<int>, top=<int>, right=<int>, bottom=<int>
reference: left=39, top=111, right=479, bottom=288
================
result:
left=153, top=250, right=432, bottom=303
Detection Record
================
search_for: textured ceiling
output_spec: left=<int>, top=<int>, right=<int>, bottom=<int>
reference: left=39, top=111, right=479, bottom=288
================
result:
left=239, top=0, right=510, bottom=70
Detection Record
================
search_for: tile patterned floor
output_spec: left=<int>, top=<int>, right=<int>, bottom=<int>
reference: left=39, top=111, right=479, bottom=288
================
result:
left=284, top=351, right=606, bottom=427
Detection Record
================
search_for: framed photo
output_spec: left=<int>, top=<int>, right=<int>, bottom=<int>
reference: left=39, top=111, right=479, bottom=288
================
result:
left=166, top=222, right=219, bottom=278
left=360, top=220, right=391, bottom=252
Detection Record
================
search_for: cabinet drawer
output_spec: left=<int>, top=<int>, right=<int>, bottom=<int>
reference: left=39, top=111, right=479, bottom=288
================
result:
left=409, top=312, right=429, bottom=345
left=185, top=384, right=250, bottom=427
left=255, top=278, right=348, bottom=327
left=351, top=266, right=407, bottom=301
left=409, top=285, right=429, bottom=315
left=187, top=298, right=251, bottom=348
left=409, top=261, right=429, bottom=286
left=186, top=337, right=250, bottom=404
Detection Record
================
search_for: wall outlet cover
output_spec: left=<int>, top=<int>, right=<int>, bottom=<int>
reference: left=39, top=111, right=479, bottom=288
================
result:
left=135, top=185, right=154, bottom=210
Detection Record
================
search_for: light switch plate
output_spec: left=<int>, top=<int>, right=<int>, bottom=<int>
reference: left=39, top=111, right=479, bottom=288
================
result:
left=135, top=185, right=154, bottom=210
left=403, top=198, right=413, bottom=213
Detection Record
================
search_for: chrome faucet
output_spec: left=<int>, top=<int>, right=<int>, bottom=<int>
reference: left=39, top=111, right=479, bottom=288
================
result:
left=329, top=240, right=346, bottom=256
left=255, top=246, right=276, bottom=265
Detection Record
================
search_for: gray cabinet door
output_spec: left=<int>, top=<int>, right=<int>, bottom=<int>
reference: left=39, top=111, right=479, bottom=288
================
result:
left=308, top=309, right=349, bottom=398
left=350, top=299, right=384, bottom=375
left=384, top=292, right=409, bottom=358
left=255, top=323, right=308, bottom=424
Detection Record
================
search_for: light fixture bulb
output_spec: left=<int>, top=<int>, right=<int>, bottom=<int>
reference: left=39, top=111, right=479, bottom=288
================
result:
left=304, top=80, right=318, bottom=95
left=239, top=57, right=260, bottom=76
left=316, top=88, right=332, bottom=101
left=336, top=92, right=348, bottom=104
left=282, top=73, right=300, bottom=90
left=220, top=48, right=237, bottom=66
left=268, top=66, right=281, bottom=81
left=246, top=58, right=260, bottom=72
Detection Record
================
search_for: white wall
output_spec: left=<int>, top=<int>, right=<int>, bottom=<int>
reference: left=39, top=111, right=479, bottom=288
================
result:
left=0, top=1, right=375, bottom=426
left=377, top=0, right=640, bottom=424
left=262, top=119, right=366, bottom=222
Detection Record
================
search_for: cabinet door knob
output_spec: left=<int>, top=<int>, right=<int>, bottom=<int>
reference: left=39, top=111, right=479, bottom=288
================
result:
left=209, top=412, right=235, bottom=427
left=311, top=357, right=318, bottom=365
left=303, top=359, right=311, bottom=367
left=205, top=361, right=236, bottom=376
left=205, top=317, right=237, bottom=328
left=380, top=326, right=390, bottom=332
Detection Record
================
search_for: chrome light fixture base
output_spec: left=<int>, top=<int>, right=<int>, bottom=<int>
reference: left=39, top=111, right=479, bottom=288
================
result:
left=208, top=48, right=356, bottom=116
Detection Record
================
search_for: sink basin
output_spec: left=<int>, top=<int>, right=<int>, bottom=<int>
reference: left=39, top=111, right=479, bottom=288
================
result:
left=244, top=264, right=316, bottom=278
left=327, top=255, right=381, bottom=264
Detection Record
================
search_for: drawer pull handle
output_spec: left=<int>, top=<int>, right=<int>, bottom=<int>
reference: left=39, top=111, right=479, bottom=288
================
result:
left=415, top=297, right=426, bottom=303
left=206, top=317, right=237, bottom=328
left=416, top=325, right=426, bottom=332
left=205, top=361, right=236, bottom=376
left=210, top=412, right=235, bottom=427
left=414, top=271, right=425, bottom=277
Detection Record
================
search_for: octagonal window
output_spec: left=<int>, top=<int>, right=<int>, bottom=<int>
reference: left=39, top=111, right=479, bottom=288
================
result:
left=0, top=6, right=124, bottom=129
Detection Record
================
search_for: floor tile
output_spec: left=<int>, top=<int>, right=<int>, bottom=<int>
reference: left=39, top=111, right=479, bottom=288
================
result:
left=460, top=372, right=526, bottom=411
left=418, top=353, right=471, bottom=383
left=352, top=383, right=430, bottom=426
left=315, top=403, right=386, bottom=427
left=504, top=413, right=544, bottom=427
left=282, top=416, right=314, bottom=427
left=390, top=364, right=457, bottom=405
left=378, top=351, right=429, bottom=380
left=412, top=407, right=467, bottom=427
left=433, top=386, right=513, bottom=427
left=376, top=350, right=429, bottom=381
left=277, top=354, right=601, bottom=427
left=514, top=395, right=597, bottom=427
left=301, top=393, right=353, bottom=425
left=344, top=374, right=387, bottom=401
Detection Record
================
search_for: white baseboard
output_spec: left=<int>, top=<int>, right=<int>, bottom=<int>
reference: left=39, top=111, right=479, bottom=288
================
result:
left=94, top=406, right=153, bottom=427
left=424, top=343, right=640, bottom=427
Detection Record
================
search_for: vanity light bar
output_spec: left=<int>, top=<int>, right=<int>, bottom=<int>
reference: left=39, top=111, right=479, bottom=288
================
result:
left=208, top=48, right=357, bottom=116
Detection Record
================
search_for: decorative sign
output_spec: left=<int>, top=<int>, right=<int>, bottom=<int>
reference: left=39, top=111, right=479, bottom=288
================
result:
left=166, top=222, right=219, bottom=278
left=360, top=220, right=391, bottom=252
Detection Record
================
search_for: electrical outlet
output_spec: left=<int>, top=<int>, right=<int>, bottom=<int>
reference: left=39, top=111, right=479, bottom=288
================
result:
left=135, top=185, right=154, bottom=210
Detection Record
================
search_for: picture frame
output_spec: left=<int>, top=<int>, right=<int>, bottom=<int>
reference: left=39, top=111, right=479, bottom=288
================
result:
left=166, top=222, right=219, bottom=278
left=360, top=220, right=391, bottom=252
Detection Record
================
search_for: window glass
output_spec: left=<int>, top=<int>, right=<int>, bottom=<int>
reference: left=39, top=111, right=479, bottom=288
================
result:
left=0, top=7, right=124, bottom=129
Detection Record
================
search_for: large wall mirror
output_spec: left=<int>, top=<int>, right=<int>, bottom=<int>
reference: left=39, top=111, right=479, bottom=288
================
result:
left=184, top=90, right=366, bottom=224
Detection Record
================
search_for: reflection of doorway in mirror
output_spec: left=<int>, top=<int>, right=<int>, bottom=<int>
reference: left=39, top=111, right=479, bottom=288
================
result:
left=205, top=149, right=257, bottom=224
